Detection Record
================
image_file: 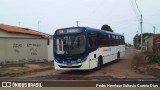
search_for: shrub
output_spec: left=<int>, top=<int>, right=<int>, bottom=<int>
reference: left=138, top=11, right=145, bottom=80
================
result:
left=145, top=53, right=160, bottom=63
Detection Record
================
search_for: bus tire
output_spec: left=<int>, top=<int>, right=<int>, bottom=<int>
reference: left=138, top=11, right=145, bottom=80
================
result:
left=97, top=56, right=103, bottom=70
left=117, top=52, right=120, bottom=60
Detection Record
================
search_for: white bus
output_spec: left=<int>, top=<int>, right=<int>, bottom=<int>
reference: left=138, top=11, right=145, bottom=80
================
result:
left=53, top=27, right=125, bottom=70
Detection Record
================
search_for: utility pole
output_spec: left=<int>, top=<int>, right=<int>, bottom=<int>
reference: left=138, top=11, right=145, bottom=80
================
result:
left=140, top=14, right=143, bottom=51
left=76, top=21, right=79, bottom=27
left=137, top=31, right=139, bottom=47
left=18, top=22, right=21, bottom=27
left=153, top=26, right=156, bottom=34
left=38, top=21, right=41, bottom=31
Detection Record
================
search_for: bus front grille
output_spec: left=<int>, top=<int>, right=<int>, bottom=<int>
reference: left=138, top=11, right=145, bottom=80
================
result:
left=58, top=65, right=82, bottom=68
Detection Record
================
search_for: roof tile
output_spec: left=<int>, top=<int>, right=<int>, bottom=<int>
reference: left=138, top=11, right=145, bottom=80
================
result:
left=0, top=24, right=49, bottom=38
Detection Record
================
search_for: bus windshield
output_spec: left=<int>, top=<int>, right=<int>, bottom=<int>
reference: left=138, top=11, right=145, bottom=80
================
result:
left=54, top=34, right=86, bottom=58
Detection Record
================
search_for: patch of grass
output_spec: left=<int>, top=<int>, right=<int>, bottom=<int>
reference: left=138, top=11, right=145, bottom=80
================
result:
left=155, top=74, right=160, bottom=78
left=145, top=53, right=160, bottom=63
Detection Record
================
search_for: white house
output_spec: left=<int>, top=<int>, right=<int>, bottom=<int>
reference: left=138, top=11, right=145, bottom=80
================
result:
left=0, top=24, right=53, bottom=64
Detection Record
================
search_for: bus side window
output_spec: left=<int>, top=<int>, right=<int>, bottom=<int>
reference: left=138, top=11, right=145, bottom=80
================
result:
left=97, top=33, right=107, bottom=46
left=107, top=34, right=111, bottom=46
left=88, top=32, right=97, bottom=51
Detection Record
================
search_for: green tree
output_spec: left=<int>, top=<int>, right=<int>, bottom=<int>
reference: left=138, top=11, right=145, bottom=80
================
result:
left=101, top=24, right=113, bottom=32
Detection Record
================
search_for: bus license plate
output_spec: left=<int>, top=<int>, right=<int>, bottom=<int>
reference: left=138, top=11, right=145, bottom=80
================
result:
left=66, top=64, right=72, bottom=67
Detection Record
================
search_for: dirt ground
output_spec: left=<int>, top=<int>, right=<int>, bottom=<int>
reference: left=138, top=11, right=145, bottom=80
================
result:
left=0, top=62, right=53, bottom=78
left=132, top=51, right=160, bottom=77
left=0, top=47, right=158, bottom=80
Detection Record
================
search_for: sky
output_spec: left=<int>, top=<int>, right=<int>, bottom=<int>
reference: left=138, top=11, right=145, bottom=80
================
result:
left=0, top=0, right=160, bottom=44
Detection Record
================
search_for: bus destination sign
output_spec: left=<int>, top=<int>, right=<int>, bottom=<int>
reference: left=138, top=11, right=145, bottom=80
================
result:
left=56, top=28, right=82, bottom=35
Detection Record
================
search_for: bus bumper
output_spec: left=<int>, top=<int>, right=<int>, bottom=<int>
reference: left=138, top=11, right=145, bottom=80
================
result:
left=54, top=58, right=90, bottom=70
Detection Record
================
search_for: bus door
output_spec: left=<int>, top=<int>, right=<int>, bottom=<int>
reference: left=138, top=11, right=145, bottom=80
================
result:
left=88, top=32, right=98, bottom=60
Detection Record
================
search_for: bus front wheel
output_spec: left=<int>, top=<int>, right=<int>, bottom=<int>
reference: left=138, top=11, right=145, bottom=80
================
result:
left=97, top=56, right=103, bottom=70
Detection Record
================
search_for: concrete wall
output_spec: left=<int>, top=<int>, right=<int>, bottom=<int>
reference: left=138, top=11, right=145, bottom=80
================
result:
left=48, top=39, right=54, bottom=61
left=154, top=36, right=160, bottom=52
left=0, top=38, right=53, bottom=64
left=146, top=36, right=153, bottom=52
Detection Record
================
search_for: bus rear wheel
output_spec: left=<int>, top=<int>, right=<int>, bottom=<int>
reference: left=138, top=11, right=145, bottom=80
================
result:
left=97, top=57, right=103, bottom=70
left=117, top=52, right=120, bottom=60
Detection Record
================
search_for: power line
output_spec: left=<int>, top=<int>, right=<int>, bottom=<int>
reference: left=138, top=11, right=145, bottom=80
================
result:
left=90, top=0, right=105, bottom=15
left=135, top=0, right=141, bottom=14
left=134, top=0, right=143, bottom=51
left=143, top=22, right=154, bottom=26
left=129, top=0, right=139, bottom=20
left=113, top=21, right=136, bottom=29
left=129, top=0, right=143, bottom=50
left=79, top=19, right=135, bottom=30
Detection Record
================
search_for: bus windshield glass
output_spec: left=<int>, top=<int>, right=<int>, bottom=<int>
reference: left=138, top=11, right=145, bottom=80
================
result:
left=54, top=34, right=86, bottom=57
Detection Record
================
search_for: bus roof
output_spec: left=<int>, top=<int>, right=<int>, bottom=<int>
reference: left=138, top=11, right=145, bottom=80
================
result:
left=55, top=27, right=124, bottom=36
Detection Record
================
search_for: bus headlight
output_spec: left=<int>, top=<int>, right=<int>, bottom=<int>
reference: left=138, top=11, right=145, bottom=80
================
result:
left=81, top=57, right=88, bottom=63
